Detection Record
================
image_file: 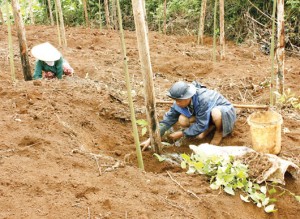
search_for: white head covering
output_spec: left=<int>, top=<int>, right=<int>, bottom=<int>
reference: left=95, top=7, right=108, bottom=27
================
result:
left=31, top=42, right=61, bottom=62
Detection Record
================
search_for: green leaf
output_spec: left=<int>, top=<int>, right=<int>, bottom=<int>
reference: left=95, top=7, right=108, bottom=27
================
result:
left=181, top=153, right=191, bottom=163
left=153, top=153, right=165, bottom=162
left=193, top=161, right=203, bottom=169
left=181, top=161, right=187, bottom=169
left=268, top=188, right=277, bottom=195
left=269, top=198, right=277, bottom=203
left=264, top=204, right=277, bottom=213
left=224, top=186, right=235, bottom=195
left=295, top=196, right=300, bottom=202
left=136, top=119, right=148, bottom=126
left=141, top=127, right=147, bottom=136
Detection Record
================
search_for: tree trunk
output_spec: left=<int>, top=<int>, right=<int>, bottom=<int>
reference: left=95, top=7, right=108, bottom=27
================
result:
left=197, top=0, right=207, bottom=45
left=131, top=0, right=162, bottom=154
left=104, top=0, right=111, bottom=29
left=219, top=0, right=225, bottom=60
left=11, top=0, right=32, bottom=81
left=111, top=0, right=118, bottom=30
left=213, top=0, right=217, bottom=62
left=82, top=0, right=89, bottom=27
left=276, top=0, right=285, bottom=94
left=29, top=0, right=35, bottom=24
left=163, top=0, right=167, bottom=34
left=0, top=7, right=4, bottom=24
left=47, top=0, right=54, bottom=26
left=55, top=0, right=67, bottom=47
left=6, top=0, right=15, bottom=81
left=270, top=0, right=277, bottom=105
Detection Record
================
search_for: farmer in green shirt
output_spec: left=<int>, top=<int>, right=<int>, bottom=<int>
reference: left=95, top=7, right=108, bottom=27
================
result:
left=31, top=42, right=73, bottom=79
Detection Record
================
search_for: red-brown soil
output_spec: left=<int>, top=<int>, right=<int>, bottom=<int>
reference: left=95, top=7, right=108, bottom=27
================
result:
left=0, top=25, right=299, bottom=219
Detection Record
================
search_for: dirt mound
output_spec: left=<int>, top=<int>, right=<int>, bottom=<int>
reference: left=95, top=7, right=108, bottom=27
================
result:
left=0, top=25, right=299, bottom=218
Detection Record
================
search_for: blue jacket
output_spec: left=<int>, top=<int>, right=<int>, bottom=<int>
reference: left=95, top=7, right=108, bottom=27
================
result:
left=159, top=86, right=235, bottom=137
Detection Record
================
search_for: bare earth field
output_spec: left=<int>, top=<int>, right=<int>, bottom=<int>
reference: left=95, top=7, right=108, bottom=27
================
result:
left=0, top=25, right=299, bottom=219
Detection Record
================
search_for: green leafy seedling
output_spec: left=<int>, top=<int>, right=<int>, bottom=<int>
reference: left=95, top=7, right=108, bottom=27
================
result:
left=136, top=119, right=148, bottom=136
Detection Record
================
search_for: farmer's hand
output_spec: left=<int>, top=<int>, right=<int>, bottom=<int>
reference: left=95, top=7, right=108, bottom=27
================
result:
left=140, top=138, right=151, bottom=151
left=169, top=131, right=184, bottom=140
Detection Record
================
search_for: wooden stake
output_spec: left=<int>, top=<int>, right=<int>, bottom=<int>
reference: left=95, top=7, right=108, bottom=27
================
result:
left=131, top=0, right=162, bottom=154
left=11, top=0, right=32, bottom=81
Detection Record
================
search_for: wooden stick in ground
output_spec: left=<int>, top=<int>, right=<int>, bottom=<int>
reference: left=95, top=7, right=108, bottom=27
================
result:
left=132, top=0, right=162, bottom=154
left=11, top=0, right=32, bottom=81
left=155, top=100, right=269, bottom=109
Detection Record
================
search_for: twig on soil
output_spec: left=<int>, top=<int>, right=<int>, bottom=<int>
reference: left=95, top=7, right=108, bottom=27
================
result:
left=87, top=207, right=91, bottom=219
left=166, top=171, right=200, bottom=200
left=93, top=155, right=102, bottom=176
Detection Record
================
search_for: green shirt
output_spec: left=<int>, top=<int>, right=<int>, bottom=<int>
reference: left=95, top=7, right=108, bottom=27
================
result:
left=33, top=57, right=63, bottom=79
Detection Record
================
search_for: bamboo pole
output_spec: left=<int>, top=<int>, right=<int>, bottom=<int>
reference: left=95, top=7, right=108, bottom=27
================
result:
left=54, top=0, right=61, bottom=46
left=11, top=0, right=32, bottom=81
left=47, top=0, right=54, bottom=26
left=55, top=0, right=67, bottom=47
left=131, top=0, right=162, bottom=154
left=197, top=0, right=207, bottom=45
left=213, top=0, right=217, bottom=62
left=98, top=0, right=102, bottom=31
left=155, top=100, right=269, bottom=109
left=276, top=0, right=285, bottom=95
left=6, top=0, right=15, bottom=82
left=163, top=0, right=167, bottom=34
left=116, top=0, right=144, bottom=169
left=219, top=0, right=225, bottom=60
left=270, top=0, right=277, bottom=106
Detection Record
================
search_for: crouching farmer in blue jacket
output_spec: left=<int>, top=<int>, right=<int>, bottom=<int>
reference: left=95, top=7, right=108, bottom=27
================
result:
left=141, top=81, right=236, bottom=148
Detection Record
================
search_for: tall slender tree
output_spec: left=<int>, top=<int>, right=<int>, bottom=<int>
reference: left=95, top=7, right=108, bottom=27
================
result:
left=104, top=0, right=111, bottom=29
left=29, top=0, right=34, bottom=24
left=6, top=0, right=15, bottom=81
left=82, top=0, right=89, bottom=27
left=163, top=0, right=167, bottom=34
left=11, top=0, right=32, bottom=80
left=197, top=0, right=207, bottom=45
left=219, top=0, right=225, bottom=60
left=213, top=0, right=217, bottom=62
left=276, top=0, right=285, bottom=95
left=47, top=0, right=54, bottom=25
